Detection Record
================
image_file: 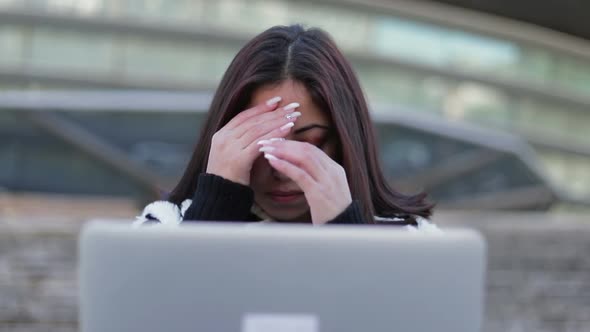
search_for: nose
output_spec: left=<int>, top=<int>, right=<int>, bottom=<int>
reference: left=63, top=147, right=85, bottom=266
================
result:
left=271, top=165, right=290, bottom=181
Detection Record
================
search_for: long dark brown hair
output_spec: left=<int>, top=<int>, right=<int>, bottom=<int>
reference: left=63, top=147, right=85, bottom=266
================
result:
left=168, top=24, right=433, bottom=223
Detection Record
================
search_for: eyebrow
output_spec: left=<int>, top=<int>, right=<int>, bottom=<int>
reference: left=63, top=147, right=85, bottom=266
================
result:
left=293, top=124, right=331, bottom=134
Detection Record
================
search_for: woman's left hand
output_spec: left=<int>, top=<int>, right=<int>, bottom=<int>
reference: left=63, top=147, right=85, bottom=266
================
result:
left=258, top=140, right=352, bottom=224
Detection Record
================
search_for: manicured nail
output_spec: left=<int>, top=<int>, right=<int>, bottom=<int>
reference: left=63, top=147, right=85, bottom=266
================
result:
left=264, top=153, right=278, bottom=160
left=280, top=122, right=294, bottom=131
left=258, top=138, right=285, bottom=145
left=266, top=96, right=282, bottom=106
left=285, top=111, right=301, bottom=120
left=259, top=146, right=275, bottom=153
left=257, top=140, right=271, bottom=145
left=282, top=102, right=300, bottom=111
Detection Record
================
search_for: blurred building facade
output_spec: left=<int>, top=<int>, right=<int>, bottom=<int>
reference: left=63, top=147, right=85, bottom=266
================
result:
left=1, top=0, right=589, bottom=209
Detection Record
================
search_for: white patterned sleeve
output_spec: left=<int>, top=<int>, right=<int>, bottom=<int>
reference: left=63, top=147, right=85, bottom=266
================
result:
left=405, top=217, right=442, bottom=234
left=132, top=199, right=192, bottom=227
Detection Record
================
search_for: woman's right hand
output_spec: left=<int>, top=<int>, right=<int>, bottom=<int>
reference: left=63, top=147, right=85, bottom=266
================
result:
left=205, top=96, right=301, bottom=186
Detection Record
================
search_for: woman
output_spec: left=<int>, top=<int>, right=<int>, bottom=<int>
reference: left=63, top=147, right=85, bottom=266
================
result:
left=135, top=24, right=435, bottom=230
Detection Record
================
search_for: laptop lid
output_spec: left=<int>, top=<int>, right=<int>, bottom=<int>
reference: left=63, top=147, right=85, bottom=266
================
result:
left=79, top=221, right=486, bottom=332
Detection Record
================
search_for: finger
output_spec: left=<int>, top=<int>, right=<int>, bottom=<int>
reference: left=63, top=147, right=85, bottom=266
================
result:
left=235, top=102, right=300, bottom=139
left=224, top=96, right=282, bottom=131
left=259, top=140, right=329, bottom=179
left=264, top=153, right=315, bottom=192
left=289, top=139, right=336, bottom=172
left=237, top=103, right=300, bottom=143
left=243, top=122, right=293, bottom=157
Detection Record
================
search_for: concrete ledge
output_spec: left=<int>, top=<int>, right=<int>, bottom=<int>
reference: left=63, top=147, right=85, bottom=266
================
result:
left=1, top=210, right=589, bottom=332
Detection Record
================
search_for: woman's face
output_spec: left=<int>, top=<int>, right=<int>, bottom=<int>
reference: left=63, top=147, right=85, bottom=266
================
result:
left=249, top=79, right=337, bottom=222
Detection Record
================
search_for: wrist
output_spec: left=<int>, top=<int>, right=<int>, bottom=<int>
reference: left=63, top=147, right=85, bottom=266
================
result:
left=205, top=168, right=249, bottom=186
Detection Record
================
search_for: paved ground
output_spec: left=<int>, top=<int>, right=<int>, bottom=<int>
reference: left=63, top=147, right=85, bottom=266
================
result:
left=0, top=194, right=589, bottom=332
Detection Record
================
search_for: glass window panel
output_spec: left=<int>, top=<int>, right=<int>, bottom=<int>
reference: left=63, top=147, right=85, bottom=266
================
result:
left=0, top=83, right=28, bottom=91
left=369, top=14, right=590, bottom=96
left=0, top=0, right=21, bottom=7
left=565, top=112, right=590, bottom=146
left=194, top=0, right=289, bottom=36
left=123, top=38, right=235, bottom=83
left=443, top=82, right=511, bottom=127
left=26, top=0, right=103, bottom=15
left=291, top=3, right=370, bottom=52
left=118, top=0, right=202, bottom=21
left=197, top=45, right=238, bottom=82
left=229, top=1, right=289, bottom=34
left=354, top=63, right=443, bottom=116
left=515, top=98, right=539, bottom=134
left=515, top=97, right=569, bottom=138
left=511, top=47, right=554, bottom=85
left=100, top=0, right=122, bottom=17
left=446, top=31, right=520, bottom=71
left=569, top=156, right=590, bottom=197
left=537, top=150, right=568, bottom=189
left=540, top=152, right=590, bottom=198
left=371, top=16, right=520, bottom=71
left=355, top=62, right=516, bottom=128
left=0, top=26, right=24, bottom=66
left=29, top=27, right=114, bottom=72
left=372, top=17, right=446, bottom=67
left=352, top=60, right=586, bottom=150
left=555, top=56, right=590, bottom=94
left=24, top=0, right=590, bottom=97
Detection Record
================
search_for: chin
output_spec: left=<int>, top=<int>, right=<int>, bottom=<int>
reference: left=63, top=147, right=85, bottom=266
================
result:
left=264, top=208, right=310, bottom=223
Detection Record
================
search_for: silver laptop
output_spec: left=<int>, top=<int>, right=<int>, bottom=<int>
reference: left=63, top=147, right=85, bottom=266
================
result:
left=79, top=221, right=486, bottom=332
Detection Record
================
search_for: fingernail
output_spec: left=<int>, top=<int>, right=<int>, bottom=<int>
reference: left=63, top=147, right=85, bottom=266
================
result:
left=280, top=122, right=294, bottom=131
left=259, top=146, right=275, bottom=153
left=266, top=96, right=282, bottom=106
left=258, top=138, right=284, bottom=145
left=282, top=102, right=300, bottom=111
left=285, top=111, right=301, bottom=120
left=264, top=153, right=278, bottom=160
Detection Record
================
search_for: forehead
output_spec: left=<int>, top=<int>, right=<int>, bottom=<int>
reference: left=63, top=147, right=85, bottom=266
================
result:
left=249, top=79, right=330, bottom=128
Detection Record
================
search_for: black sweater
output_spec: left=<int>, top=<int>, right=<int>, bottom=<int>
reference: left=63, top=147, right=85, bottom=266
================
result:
left=182, top=173, right=365, bottom=224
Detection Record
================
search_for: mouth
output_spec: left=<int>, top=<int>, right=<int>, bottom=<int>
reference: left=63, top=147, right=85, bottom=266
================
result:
left=268, top=190, right=305, bottom=203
